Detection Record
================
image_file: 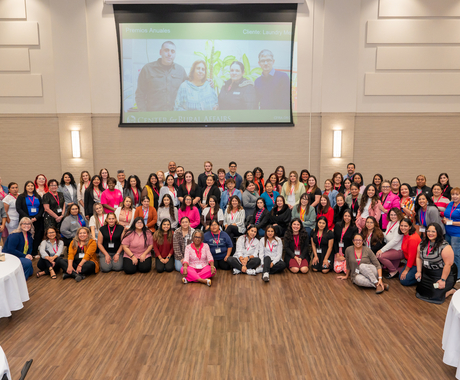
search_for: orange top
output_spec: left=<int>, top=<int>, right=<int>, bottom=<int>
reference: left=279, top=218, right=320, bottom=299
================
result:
left=68, top=239, right=100, bottom=273
left=134, top=206, right=158, bottom=232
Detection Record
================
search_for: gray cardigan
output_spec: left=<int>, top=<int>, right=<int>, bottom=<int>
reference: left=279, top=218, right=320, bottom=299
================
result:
left=60, top=214, right=81, bottom=239
left=345, top=193, right=362, bottom=209
left=242, top=190, right=258, bottom=218
left=58, top=184, right=78, bottom=205
left=418, top=206, right=445, bottom=234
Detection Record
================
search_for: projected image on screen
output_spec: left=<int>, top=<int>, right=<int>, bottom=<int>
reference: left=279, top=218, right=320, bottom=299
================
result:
left=120, top=23, right=293, bottom=125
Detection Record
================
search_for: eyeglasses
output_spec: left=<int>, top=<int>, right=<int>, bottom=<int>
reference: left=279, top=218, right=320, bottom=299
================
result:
left=260, top=59, right=273, bottom=64
left=193, top=236, right=202, bottom=239
left=381, top=186, right=390, bottom=189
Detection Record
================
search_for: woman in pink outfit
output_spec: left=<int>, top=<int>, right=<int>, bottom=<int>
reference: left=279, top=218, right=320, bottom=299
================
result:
left=378, top=180, right=401, bottom=230
left=355, top=184, right=382, bottom=232
left=178, top=195, right=201, bottom=229
left=180, top=230, right=216, bottom=286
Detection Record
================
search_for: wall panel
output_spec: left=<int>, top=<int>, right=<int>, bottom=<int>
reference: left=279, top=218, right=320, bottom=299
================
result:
left=0, top=74, right=42, bottom=96
left=0, top=48, right=30, bottom=71
left=379, top=0, right=460, bottom=18
left=0, top=0, right=26, bottom=19
left=0, top=21, right=38, bottom=45
left=376, top=47, right=460, bottom=70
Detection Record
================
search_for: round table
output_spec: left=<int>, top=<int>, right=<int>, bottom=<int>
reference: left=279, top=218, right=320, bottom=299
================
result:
left=0, top=253, right=30, bottom=318
left=0, top=346, right=11, bottom=380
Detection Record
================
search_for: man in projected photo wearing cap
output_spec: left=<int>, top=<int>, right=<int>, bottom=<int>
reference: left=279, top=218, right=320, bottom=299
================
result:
left=135, top=41, right=188, bottom=112
left=254, top=49, right=290, bottom=110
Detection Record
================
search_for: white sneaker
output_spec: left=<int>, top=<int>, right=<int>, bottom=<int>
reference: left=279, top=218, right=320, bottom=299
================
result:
left=256, top=267, right=263, bottom=274
left=233, top=268, right=241, bottom=275
left=206, top=279, right=212, bottom=287
left=246, top=269, right=256, bottom=276
left=182, top=277, right=188, bottom=284
left=263, top=272, right=270, bottom=282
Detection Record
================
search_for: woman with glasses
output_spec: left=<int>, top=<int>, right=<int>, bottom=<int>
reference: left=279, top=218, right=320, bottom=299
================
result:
left=378, top=180, right=400, bottom=230
left=338, top=233, right=389, bottom=294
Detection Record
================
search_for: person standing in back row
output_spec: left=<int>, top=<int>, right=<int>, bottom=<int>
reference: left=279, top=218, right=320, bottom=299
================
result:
left=135, top=41, right=188, bottom=112
left=254, top=49, right=290, bottom=110
left=198, top=161, right=218, bottom=189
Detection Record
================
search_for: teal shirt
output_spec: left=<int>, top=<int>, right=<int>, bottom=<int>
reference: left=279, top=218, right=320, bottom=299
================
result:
left=174, top=80, right=218, bottom=111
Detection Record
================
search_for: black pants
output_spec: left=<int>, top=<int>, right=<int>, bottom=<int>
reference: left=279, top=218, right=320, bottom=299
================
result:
left=263, top=256, right=286, bottom=274
left=61, top=236, right=73, bottom=247
left=155, top=257, right=174, bottom=273
left=123, top=257, right=152, bottom=274
left=227, top=256, right=261, bottom=271
left=273, top=225, right=286, bottom=238
left=37, top=257, right=63, bottom=274
left=214, top=258, right=232, bottom=270
left=57, top=257, right=96, bottom=276
left=225, top=225, right=242, bottom=241
left=32, top=218, right=44, bottom=254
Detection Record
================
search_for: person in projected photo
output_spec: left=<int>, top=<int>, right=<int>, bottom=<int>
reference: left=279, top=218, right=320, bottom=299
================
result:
left=255, top=49, right=290, bottom=110
left=218, top=61, right=257, bottom=110
left=174, top=60, right=218, bottom=111
left=135, top=41, right=188, bottom=112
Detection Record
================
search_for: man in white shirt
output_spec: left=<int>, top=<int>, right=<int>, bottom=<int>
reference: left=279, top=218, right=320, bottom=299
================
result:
left=115, top=170, right=126, bottom=192
left=164, top=161, right=177, bottom=178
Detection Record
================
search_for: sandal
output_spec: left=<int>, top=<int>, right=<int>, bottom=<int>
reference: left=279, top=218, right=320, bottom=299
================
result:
left=36, top=271, right=46, bottom=278
left=49, top=269, right=57, bottom=279
left=375, top=283, right=385, bottom=294
left=206, top=279, right=212, bottom=287
left=383, top=283, right=390, bottom=291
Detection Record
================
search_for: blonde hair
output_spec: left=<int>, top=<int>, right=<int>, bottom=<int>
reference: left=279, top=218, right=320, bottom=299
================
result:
left=284, top=171, right=301, bottom=193
left=71, top=227, right=91, bottom=250
left=13, top=217, right=35, bottom=237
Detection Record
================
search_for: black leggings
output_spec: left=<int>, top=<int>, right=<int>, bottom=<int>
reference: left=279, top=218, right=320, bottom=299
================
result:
left=123, top=257, right=152, bottom=274
left=32, top=218, right=44, bottom=254
left=225, top=225, right=242, bottom=241
left=263, top=256, right=286, bottom=274
left=155, top=257, right=175, bottom=273
left=57, top=258, right=96, bottom=276
left=227, top=256, right=261, bottom=271
left=61, top=236, right=74, bottom=247
left=37, top=257, right=63, bottom=274
left=214, top=258, right=232, bottom=270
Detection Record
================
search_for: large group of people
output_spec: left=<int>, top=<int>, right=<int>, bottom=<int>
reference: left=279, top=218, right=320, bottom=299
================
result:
left=0, top=161, right=458, bottom=303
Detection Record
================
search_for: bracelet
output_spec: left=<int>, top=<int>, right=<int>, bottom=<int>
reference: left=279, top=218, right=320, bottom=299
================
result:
left=378, top=276, right=382, bottom=279
left=441, top=278, right=446, bottom=282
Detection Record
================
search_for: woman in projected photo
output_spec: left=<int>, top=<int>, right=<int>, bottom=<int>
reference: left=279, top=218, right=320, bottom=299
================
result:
left=174, top=60, right=218, bottom=111
left=218, top=61, right=257, bottom=110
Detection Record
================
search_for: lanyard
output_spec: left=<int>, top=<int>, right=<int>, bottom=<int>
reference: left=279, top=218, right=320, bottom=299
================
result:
left=385, top=222, right=397, bottom=235
left=228, top=189, right=235, bottom=198
left=366, top=233, right=372, bottom=247
left=51, top=192, right=60, bottom=206
left=246, top=237, right=255, bottom=251
left=211, top=232, right=220, bottom=245
left=98, top=215, right=104, bottom=226
left=293, top=235, right=300, bottom=250
left=124, top=209, right=131, bottom=223
left=219, top=181, right=225, bottom=190
left=103, top=182, right=108, bottom=189
left=317, top=232, right=323, bottom=248
left=267, top=239, right=274, bottom=252
left=78, top=243, right=85, bottom=252
left=420, top=209, right=426, bottom=226
left=231, top=210, right=236, bottom=221
left=290, top=185, right=295, bottom=195
left=132, top=188, right=138, bottom=202
left=169, top=187, right=175, bottom=199
left=340, top=225, right=349, bottom=242
left=268, top=192, right=274, bottom=204
left=153, top=188, right=159, bottom=197
left=143, top=208, right=149, bottom=219
left=450, top=203, right=460, bottom=219
left=28, top=195, right=36, bottom=206
left=352, top=197, right=358, bottom=210
left=108, top=225, right=115, bottom=242
left=186, top=184, right=191, bottom=195
left=427, top=242, right=433, bottom=256
left=441, top=186, right=448, bottom=197
left=77, top=215, right=83, bottom=226
left=94, top=189, right=101, bottom=199
left=192, top=243, right=203, bottom=259
left=334, top=185, right=340, bottom=191
left=255, top=209, right=264, bottom=224
left=300, top=207, right=306, bottom=221
left=354, top=249, right=362, bottom=264
left=204, top=186, right=211, bottom=198
left=210, top=211, right=214, bottom=220
left=52, top=241, right=58, bottom=254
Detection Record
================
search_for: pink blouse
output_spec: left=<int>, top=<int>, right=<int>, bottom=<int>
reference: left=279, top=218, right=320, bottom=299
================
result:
left=122, top=231, right=153, bottom=258
left=101, top=189, right=123, bottom=214
left=183, top=243, right=214, bottom=269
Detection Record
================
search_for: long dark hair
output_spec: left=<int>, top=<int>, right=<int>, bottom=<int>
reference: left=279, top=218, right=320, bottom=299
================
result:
left=398, top=217, right=416, bottom=235
left=296, top=193, right=310, bottom=215
left=420, top=222, right=445, bottom=252
left=318, top=194, right=331, bottom=214
left=208, top=195, right=220, bottom=215
left=244, top=224, right=258, bottom=243
left=87, top=175, right=104, bottom=193
left=414, top=193, right=438, bottom=224
left=159, top=194, right=176, bottom=221
left=341, top=209, right=355, bottom=227
left=352, top=173, right=364, bottom=186
left=275, top=166, right=287, bottom=182
left=180, top=171, right=197, bottom=192
left=263, top=225, right=278, bottom=247
left=60, top=172, right=76, bottom=187
left=127, top=175, right=142, bottom=193
left=226, top=195, right=243, bottom=213
left=153, top=218, right=173, bottom=245
left=438, top=173, right=450, bottom=189
left=361, top=216, right=384, bottom=245
left=146, top=173, right=160, bottom=192
left=124, top=217, right=150, bottom=247
left=315, top=216, right=329, bottom=234
left=180, top=195, right=195, bottom=211
left=284, top=218, right=308, bottom=246
left=43, top=226, right=61, bottom=243
left=23, top=180, right=39, bottom=197
left=271, top=196, right=287, bottom=215
left=359, top=184, right=380, bottom=213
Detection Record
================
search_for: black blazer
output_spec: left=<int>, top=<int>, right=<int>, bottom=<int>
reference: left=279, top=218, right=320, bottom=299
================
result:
left=201, top=185, right=221, bottom=206
left=284, top=235, right=310, bottom=262
left=84, top=188, right=97, bottom=218
left=16, top=193, right=44, bottom=219
left=198, top=172, right=218, bottom=189
left=333, top=223, right=358, bottom=255
left=252, top=208, right=270, bottom=231
left=269, top=206, right=291, bottom=231
left=177, top=183, right=201, bottom=202
left=333, top=204, right=350, bottom=226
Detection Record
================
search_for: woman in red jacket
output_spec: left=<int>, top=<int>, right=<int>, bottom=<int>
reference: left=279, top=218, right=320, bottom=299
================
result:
left=317, top=195, right=335, bottom=230
left=399, top=218, right=422, bottom=286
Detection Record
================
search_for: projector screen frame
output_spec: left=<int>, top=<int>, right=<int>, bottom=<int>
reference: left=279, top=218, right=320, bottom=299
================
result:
left=113, top=3, right=297, bottom=128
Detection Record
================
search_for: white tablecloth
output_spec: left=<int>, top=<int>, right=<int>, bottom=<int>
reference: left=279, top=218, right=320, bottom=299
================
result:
left=443, top=290, right=460, bottom=378
left=0, top=346, right=11, bottom=380
left=0, top=254, right=30, bottom=318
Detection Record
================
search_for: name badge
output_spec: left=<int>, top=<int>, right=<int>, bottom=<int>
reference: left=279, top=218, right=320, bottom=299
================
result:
left=355, top=268, right=360, bottom=274
left=78, top=253, right=84, bottom=259
left=447, top=220, right=453, bottom=226
left=108, top=243, right=115, bottom=248
left=56, top=208, right=62, bottom=213
left=202, top=199, right=207, bottom=204
left=71, top=221, right=77, bottom=224
left=419, top=226, right=426, bottom=233
left=215, top=248, right=221, bottom=254
left=424, top=260, right=429, bottom=267
left=31, top=208, right=37, bottom=213
left=113, top=206, right=118, bottom=210
left=195, top=263, right=204, bottom=269
left=233, top=92, right=240, bottom=95
left=317, top=248, right=322, bottom=254
left=339, top=242, right=344, bottom=248
left=353, top=212, right=356, bottom=217
left=294, top=250, right=301, bottom=256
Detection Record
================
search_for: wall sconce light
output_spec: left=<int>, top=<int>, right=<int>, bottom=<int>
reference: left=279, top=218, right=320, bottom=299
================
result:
left=333, top=130, right=342, bottom=158
left=71, top=130, right=81, bottom=158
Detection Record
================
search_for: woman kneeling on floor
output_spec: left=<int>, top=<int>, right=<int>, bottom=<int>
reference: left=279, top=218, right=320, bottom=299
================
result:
left=36, top=226, right=64, bottom=279
left=181, top=230, right=216, bottom=286
left=338, top=232, right=389, bottom=294
left=227, top=224, right=261, bottom=275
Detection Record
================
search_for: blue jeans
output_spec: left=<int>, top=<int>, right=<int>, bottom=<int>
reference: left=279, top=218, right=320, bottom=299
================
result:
left=446, top=235, right=460, bottom=279
left=304, top=227, right=312, bottom=239
left=399, top=265, right=417, bottom=286
left=175, top=259, right=182, bottom=272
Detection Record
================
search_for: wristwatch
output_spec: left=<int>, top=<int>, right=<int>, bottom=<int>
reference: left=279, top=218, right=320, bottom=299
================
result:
left=441, top=278, right=446, bottom=282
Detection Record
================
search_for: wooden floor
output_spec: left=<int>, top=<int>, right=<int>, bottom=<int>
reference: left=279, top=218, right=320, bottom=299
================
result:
left=0, top=260, right=457, bottom=380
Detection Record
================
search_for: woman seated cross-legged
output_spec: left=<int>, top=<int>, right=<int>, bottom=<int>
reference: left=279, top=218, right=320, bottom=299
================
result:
left=284, top=218, right=310, bottom=274
left=153, top=219, right=175, bottom=273
left=57, top=227, right=99, bottom=282
left=122, top=217, right=154, bottom=275
left=180, top=230, right=216, bottom=286
left=173, top=216, right=195, bottom=272
left=338, top=233, right=389, bottom=294
left=258, top=225, right=286, bottom=282
left=223, top=195, right=246, bottom=243
left=204, top=219, right=233, bottom=270
left=98, top=213, right=125, bottom=273
left=36, top=226, right=64, bottom=279
left=227, top=224, right=261, bottom=275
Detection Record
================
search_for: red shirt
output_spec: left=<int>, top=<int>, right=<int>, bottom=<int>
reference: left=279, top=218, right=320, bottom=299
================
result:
left=153, top=233, right=174, bottom=258
left=401, top=233, right=421, bottom=268
left=317, top=207, right=335, bottom=230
